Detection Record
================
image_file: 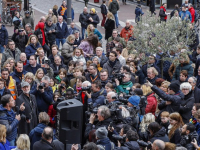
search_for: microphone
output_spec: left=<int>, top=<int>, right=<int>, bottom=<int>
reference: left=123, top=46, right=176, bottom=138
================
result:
left=16, top=106, right=19, bottom=115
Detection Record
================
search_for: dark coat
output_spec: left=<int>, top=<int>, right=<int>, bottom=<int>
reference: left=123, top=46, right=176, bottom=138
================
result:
left=142, top=63, right=160, bottom=77
left=56, top=22, right=69, bottom=39
left=63, top=8, right=75, bottom=21
left=0, top=88, right=11, bottom=104
left=108, top=0, right=119, bottom=14
left=12, top=33, right=28, bottom=52
left=34, top=28, right=47, bottom=46
left=179, top=91, right=194, bottom=124
left=25, top=43, right=42, bottom=59
left=50, top=62, right=67, bottom=77
left=160, top=121, right=170, bottom=134
left=114, top=141, right=140, bottom=150
left=48, top=54, right=64, bottom=64
left=16, top=93, right=38, bottom=135
left=170, top=128, right=181, bottom=144
left=85, top=72, right=101, bottom=83
left=10, top=70, right=27, bottom=86
left=88, top=88, right=106, bottom=107
left=24, top=64, right=42, bottom=75
left=103, top=59, right=122, bottom=77
left=29, top=123, right=47, bottom=150
left=74, top=37, right=82, bottom=47
left=159, top=6, right=167, bottom=21
left=98, top=55, right=108, bottom=68
left=104, top=19, right=115, bottom=40
left=149, top=127, right=169, bottom=143
left=97, top=138, right=112, bottom=150
left=100, top=4, right=107, bottom=15
left=0, top=25, right=8, bottom=46
left=135, top=68, right=146, bottom=84
left=87, top=13, right=100, bottom=28
left=30, top=85, right=53, bottom=113
left=135, top=7, right=144, bottom=22
left=149, top=0, right=155, bottom=13
left=195, top=58, right=200, bottom=76
left=193, top=87, right=200, bottom=103
left=179, top=131, right=198, bottom=150
left=45, top=23, right=57, bottom=43
left=79, top=12, right=89, bottom=28
left=32, top=138, right=54, bottom=150
left=147, top=76, right=158, bottom=85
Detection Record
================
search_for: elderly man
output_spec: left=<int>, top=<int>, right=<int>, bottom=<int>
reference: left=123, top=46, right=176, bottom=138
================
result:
left=20, top=52, right=29, bottom=66
left=56, top=16, right=69, bottom=49
left=120, top=20, right=134, bottom=42
left=152, top=140, right=165, bottom=150
left=35, top=16, right=46, bottom=31
left=68, top=22, right=79, bottom=35
left=147, top=67, right=159, bottom=85
left=45, top=9, right=57, bottom=23
left=96, top=47, right=108, bottom=68
left=79, top=7, right=88, bottom=39
left=25, top=23, right=34, bottom=37
left=106, top=91, right=117, bottom=103
left=188, top=76, right=200, bottom=103
left=16, top=81, right=38, bottom=135
left=22, top=11, right=34, bottom=30
left=107, top=29, right=126, bottom=48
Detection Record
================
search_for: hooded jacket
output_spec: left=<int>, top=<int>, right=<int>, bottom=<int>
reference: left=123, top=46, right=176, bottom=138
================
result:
left=0, top=105, right=19, bottom=141
left=115, top=141, right=140, bottom=150
left=34, top=22, right=46, bottom=46
left=108, top=0, right=119, bottom=14
left=150, top=127, right=169, bottom=143
left=0, top=25, right=8, bottom=46
left=159, top=6, right=167, bottom=21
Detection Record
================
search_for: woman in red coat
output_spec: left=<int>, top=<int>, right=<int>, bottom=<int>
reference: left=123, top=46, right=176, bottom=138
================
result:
left=141, top=84, right=157, bottom=115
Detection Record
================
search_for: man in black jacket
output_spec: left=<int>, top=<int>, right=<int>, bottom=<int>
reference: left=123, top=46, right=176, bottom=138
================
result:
left=16, top=81, right=38, bottom=135
left=85, top=63, right=100, bottom=83
left=79, top=7, right=88, bottom=39
left=188, top=76, right=200, bottom=103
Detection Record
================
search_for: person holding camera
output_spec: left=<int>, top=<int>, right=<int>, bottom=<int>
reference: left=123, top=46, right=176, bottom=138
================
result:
left=85, top=105, right=112, bottom=138
left=115, top=72, right=133, bottom=95
left=179, top=123, right=198, bottom=150
left=86, top=63, right=101, bottom=83
left=30, top=76, right=53, bottom=113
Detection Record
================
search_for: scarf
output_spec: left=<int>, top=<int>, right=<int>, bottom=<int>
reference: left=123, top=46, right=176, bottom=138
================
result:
left=38, top=22, right=45, bottom=46
left=109, top=60, right=116, bottom=68
left=160, top=6, right=167, bottom=20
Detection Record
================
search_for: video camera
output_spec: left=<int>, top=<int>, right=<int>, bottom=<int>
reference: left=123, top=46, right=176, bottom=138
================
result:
left=108, top=73, right=125, bottom=88
left=38, top=82, right=46, bottom=89
left=44, top=59, right=51, bottom=66
left=85, top=103, right=99, bottom=116
left=81, top=86, right=91, bottom=94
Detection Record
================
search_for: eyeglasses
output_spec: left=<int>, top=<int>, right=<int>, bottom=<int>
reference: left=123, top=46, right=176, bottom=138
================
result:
left=182, top=89, right=189, bottom=90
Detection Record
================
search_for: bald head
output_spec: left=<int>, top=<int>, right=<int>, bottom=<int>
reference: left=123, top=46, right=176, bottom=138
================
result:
left=83, top=7, right=87, bottom=13
left=107, top=91, right=116, bottom=103
left=58, top=16, right=63, bottom=23
left=152, top=140, right=165, bottom=150
left=42, top=126, right=53, bottom=141
left=125, top=20, right=131, bottom=28
left=40, top=16, right=46, bottom=23
left=48, top=9, right=53, bottom=14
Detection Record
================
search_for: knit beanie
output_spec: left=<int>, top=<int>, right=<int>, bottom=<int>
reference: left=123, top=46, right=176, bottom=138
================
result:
left=128, top=95, right=140, bottom=106
left=91, top=8, right=96, bottom=13
left=95, top=127, right=108, bottom=139
left=169, top=81, right=180, bottom=93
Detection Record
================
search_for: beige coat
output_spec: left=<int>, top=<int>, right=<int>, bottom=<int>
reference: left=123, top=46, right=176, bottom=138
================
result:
left=121, top=48, right=136, bottom=60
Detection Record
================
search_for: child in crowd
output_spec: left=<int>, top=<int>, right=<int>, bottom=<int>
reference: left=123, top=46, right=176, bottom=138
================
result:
left=160, top=111, right=170, bottom=134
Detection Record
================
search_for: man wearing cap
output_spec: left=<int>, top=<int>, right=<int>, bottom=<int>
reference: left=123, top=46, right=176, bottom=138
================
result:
left=16, top=81, right=38, bottom=135
left=22, top=11, right=34, bottom=30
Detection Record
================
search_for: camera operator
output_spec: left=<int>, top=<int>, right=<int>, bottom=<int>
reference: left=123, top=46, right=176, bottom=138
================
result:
left=120, top=65, right=135, bottom=84
left=85, top=80, right=106, bottom=107
left=85, top=105, right=112, bottom=138
left=86, top=63, right=100, bottom=83
left=115, top=72, right=133, bottom=95
left=30, top=75, right=53, bottom=113
left=115, top=130, right=140, bottom=150
left=179, top=123, right=198, bottom=150
left=100, top=69, right=109, bottom=88
left=106, top=91, right=119, bottom=104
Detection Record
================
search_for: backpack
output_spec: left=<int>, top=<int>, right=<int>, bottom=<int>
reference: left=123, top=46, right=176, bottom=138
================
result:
left=195, top=10, right=199, bottom=22
left=139, top=96, right=148, bottom=115
left=97, top=142, right=115, bottom=150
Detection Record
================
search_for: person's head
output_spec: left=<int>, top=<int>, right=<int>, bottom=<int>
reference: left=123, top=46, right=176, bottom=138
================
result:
left=74, top=66, right=83, bottom=77
left=35, top=68, right=44, bottom=80
left=51, top=45, right=59, bottom=56
left=16, top=134, right=30, bottom=150
left=68, top=61, right=75, bottom=72
left=62, top=0, right=66, bottom=6
left=42, top=127, right=53, bottom=142
left=113, top=37, right=120, bottom=45
left=24, top=72, right=34, bottom=84
left=109, top=51, right=117, bottom=62
left=182, top=5, right=186, bottom=11
left=164, top=142, right=176, bottom=150
left=59, top=68, right=67, bottom=80
left=179, top=53, right=189, bottom=64
left=91, top=80, right=102, bottom=93
left=76, top=76, right=86, bottom=88
left=41, top=76, right=50, bottom=88
left=169, top=112, right=183, bottom=126
left=1, top=68, right=10, bottom=80
left=53, top=92, right=60, bottom=102
left=89, top=24, right=94, bottom=31
left=8, top=58, right=15, bottom=68
left=188, top=3, right=193, bottom=9
left=106, top=91, right=116, bottom=103
left=30, top=35, right=38, bottom=45
left=21, top=81, right=30, bottom=94
left=148, top=55, right=156, bottom=64
left=126, top=130, right=139, bottom=142
left=37, top=48, right=45, bottom=58
left=141, top=84, right=152, bottom=96
left=40, top=16, right=46, bottom=23
left=0, top=124, right=6, bottom=144
left=83, top=142, right=98, bottom=150
left=132, top=83, right=141, bottom=91
left=147, top=67, right=158, bottom=79
left=1, top=94, right=15, bottom=108
left=67, top=34, right=75, bottom=44
left=155, top=78, right=165, bottom=88
left=107, top=12, right=114, bottom=20
left=192, top=103, right=200, bottom=116
left=180, top=82, right=192, bottom=95
left=3, top=61, right=12, bottom=73
left=185, top=0, right=188, bottom=4
left=65, top=88, right=75, bottom=99
left=148, top=122, right=161, bottom=137
left=73, top=48, right=83, bottom=57
left=29, top=55, right=37, bottom=66
left=90, top=8, right=96, bottom=14
left=8, top=40, right=15, bottom=50
left=25, top=10, right=30, bottom=17
left=122, top=72, right=131, bottom=83
left=82, top=81, right=91, bottom=93
left=39, top=112, right=50, bottom=125
left=96, top=47, right=103, bottom=57
left=160, top=111, right=170, bottom=124
left=20, top=53, right=27, bottom=62
left=115, top=47, right=122, bottom=56
left=100, top=69, right=108, bottom=81
left=112, top=29, right=118, bottom=38
left=15, top=11, right=19, bottom=17
left=83, top=7, right=88, bottom=13
left=127, top=95, right=140, bottom=107
left=105, top=82, right=114, bottom=93
left=25, top=23, right=32, bottom=32
left=58, top=16, right=63, bottom=23
left=152, top=140, right=165, bottom=150
left=162, top=3, right=167, bottom=8
left=0, top=78, right=5, bottom=90
left=168, top=81, right=180, bottom=94
left=92, top=56, right=100, bottom=65
left=47, top=18, right=53, bottom=26
left=15, top=61, right=23, bottom=73
left=70, top=22, right=75, bottom=29
left=174, top=10, right=179, bottom=17
left=95, top=127, right=108, bottom=139
left=181, top=123, right=195, bottom=135
left=54, top=55, right=62, bottom=66
left=180, top=70, right=188, bottom=82
left=97, top=105, right=111, bottom=121
left=88, top=63, right=98, bottom=75
left=125, top=20, right=131, bottom=28
left=160, top=81, right=170, bottom=93
left=197, top=45, right=200, bottom=55
left=48, top=9, right=53, bottom=16
left=86, top=34, right=99, bottom=49
left=198, top=66, right=200, bottom=76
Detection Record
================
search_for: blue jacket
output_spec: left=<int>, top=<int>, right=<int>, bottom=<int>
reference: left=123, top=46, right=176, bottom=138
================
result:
left=30, top=85, right=53, bottom=113
left=68, top=27, right=79, bottom=35
left=94, top=28, right=102, bottom=40
left=29, top=123, right=47, bottom=150
left=25, top=43, right=42, bottom=59
left=97, top=138, right=113, bottom=150
left=56, top=22, right=69, bottom=39
left=10, top=70, right=27, bottom=86
left=0, top=140, right=11, bottom=150
left=0, top=25, right=8, bottom=46
left=135, top=6, right=144, bottom=22
left=88, top=88, right=106, bottom=107
left=0, top=105, right=19, bottom=141
left=63, top=8, right=75, bottom=21
left=24, top=64, right=47, bottom=75
left=179, top=10, right=192, bottom=21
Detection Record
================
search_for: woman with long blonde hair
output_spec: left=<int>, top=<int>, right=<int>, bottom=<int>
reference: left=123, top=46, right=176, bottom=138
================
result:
left=104, top=12, right=115, bottom=40
left=86, top=24, right=102, bottom=40
left=34, top=68, right=44, bottom=84
left=0, top=124, right=10, bottom=150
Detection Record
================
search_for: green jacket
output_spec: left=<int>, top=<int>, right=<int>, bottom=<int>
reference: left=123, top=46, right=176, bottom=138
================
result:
left=116, top=81, right=133, bottom=94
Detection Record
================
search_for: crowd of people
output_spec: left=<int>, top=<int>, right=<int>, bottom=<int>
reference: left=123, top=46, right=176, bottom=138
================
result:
left=0, top=0, right=200, bottom=150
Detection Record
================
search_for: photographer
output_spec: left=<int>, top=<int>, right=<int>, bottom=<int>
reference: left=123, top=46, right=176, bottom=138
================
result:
left=114, top=130, right=140, bottom=150
left=86, top=63, right=100, bottom=83
left=85, top=80, right=106, bottom=107
left=179, top=123, right=198, bottom=150
left=85, top=105, right=112, bottom=138
left=30, top=76, right=53, bottom=113
left=106, top=91, right=119, bottom=104
left=115, top=72, right=133, bottom=95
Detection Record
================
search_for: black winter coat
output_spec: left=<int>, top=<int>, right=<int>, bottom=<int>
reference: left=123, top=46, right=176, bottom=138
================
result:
left=12, top=34, right=28, bottom=52
left=79, top=12, right=89, bottom=28
left=0, top=25, right=8, bottom=46
left=16, top=93, right=38, bottom=135
left=179, top=91, right=194, bottom=124
left=34, top=29, right=47, bottom=46
left=108, top=0, right=119, bottom=14
left=179, top=131, right=198, bottom=150
left=87, top=13, right=100, bottom=28
left=45, top=23, right=57, bottom=43
left=193, top=87, right=200, bottom=103
left=100, top=4, right=107, bottom=15
left=149, top=0, right=155, bottom=13
left=33, top=138, right=55, bottom=150
left=170, top=128, right=182, bottom=144
left=50, top=63, right=67, bottom=77
left=0, top=88, right=11, bottom=104
left=150, top=127, right=169, bottom=143
left=104, top=19, right=115, bottom=40
left=159, top=7, right=167, bottom=21
left=114, top=141, right=139, bottom=150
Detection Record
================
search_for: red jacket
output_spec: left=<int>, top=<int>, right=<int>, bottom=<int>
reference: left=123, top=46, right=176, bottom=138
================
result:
left=145, top=92, right=157, bottom=115
left=189, top=7, right=195, bottom=23
left=47, top=104, right=57, bottom=128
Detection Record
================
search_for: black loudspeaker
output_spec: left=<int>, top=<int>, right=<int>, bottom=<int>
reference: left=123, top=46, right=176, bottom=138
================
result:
left=56, top=99, right=83, bottom=144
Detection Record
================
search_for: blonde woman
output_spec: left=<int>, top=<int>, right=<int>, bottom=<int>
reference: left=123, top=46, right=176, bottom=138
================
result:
left=72, top=48, right=86, bottom=69
left=0, top=124, right=10, bottom=150
left=24, top=72, right=36, bottom=88
left=86, top=24, right=102, bottom=40
left=11, top=134, right=30, bottom=150
left=34, top=68, right=44, bottom=84
left=25, top=35, right=42, bottom=59
left=104, top=12, right=115, bottom=40
left=3, top=59, right=13, bottom=73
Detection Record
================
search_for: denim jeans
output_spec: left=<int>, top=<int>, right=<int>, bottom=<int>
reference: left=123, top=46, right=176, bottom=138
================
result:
left=113, top=13, right=119, bottom=28
left=0, top=45, right=5, bottom=53
left=56, top=38, right=66, bottom=49
left=81, top=27, right=86, bottom=39
left=9, top=139, right=15, bottom=146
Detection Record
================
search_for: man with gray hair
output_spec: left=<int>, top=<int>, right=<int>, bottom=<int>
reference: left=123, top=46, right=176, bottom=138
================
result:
left=96, top=47, right=108, bottom=67
left=152, top=139, right=165, bottom=150
left=188, top=76, right=200, bottom=103
left=79, top=7, right=88, bottom=39
left=30, top=75, right=53, bottom=113
left=106, top=91, right=117, bottom=103
left=35, top=16, right=46, bottom=30
left=74, top=30, right=82, bottom=47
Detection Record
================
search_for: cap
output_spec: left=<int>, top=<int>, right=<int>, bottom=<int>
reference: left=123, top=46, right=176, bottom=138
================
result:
left=25, top=11, right=30, bottom=14
left=95, top=127, right=108, bottom=139
left=21, top=81, right=30, bottom=87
